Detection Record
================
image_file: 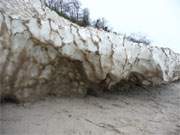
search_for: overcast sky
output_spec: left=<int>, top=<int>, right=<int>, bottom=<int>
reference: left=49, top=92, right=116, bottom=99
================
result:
left=80, top=0, right=180, bottom=53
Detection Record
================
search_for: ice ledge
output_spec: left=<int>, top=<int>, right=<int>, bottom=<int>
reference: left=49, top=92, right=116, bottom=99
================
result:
left=0, top=0, right=180, bottom=102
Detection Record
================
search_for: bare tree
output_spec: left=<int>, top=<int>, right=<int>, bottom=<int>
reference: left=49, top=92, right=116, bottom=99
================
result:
left=82, top=8, right=90, bottom=26
left=72, top=0, right=81, bottom=20
left=46, top=0, right=80, bottom=21
left=64, top=0, right=80, bottom=20
left=56, top=0, right=64, bottom=13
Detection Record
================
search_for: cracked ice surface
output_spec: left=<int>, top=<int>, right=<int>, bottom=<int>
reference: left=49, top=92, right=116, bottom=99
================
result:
left=0, top=0, right=180, bottom=102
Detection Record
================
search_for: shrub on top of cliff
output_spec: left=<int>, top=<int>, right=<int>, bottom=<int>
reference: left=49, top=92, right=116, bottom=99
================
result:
left=126, top=33, right=151, bottom=45
left=92, top=18, right=112, bottom=32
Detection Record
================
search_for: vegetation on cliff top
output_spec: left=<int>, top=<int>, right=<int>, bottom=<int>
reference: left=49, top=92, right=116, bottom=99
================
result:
left=46, top=0, right=151, bottom=45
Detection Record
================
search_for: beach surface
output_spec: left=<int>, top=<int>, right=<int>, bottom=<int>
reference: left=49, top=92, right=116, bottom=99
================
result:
left=0, top=82, right=180, bottom=135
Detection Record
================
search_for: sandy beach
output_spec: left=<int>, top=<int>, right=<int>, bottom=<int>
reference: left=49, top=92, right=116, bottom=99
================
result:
left=1, top=82, right=180, bottom=135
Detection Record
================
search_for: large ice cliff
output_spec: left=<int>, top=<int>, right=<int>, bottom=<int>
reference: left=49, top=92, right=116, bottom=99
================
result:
left=0, top=0, right=180, bottom=102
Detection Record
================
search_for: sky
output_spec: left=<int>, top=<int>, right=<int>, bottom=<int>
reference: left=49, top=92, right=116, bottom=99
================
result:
left=80, top=0, right=180, bottom=53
